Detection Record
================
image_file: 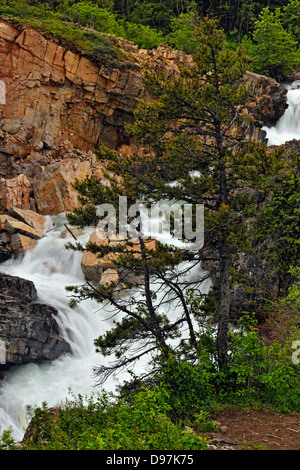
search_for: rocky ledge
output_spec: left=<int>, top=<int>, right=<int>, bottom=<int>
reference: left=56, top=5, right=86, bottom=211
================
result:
left=0, top=272, right=71, bottom=370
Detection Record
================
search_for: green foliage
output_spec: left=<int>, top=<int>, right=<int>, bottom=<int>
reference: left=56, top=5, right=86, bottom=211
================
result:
left=282, top=0, right=300, bottom=45
left=17, top=388, right=208, bottom=450
left=122, top=22, right=165, bottom=49
left=255, top=171, right=300, bottom=279
left=0, top=429, right=15, bottom=450
left=2, top=0, right=300, bottom=78
left=250, top=6, right=300, bottom=79
left=167, top=9, right=198, bottom=54
left=1, top=316, right=299, bottom=450
left=157, top=315, right=300, bottom=414
left=0, top=1, right=118, bottom=64
left=193, top=410, right=219, bottom=433
left=66, top=2, right=126, bottom=37
left=223, top=316, right=300, bottom=411
left=156, top=352, right=217, bottom=418
left=0, top=0, right=166, bottom=50
left=285, top=267, right=300, bottom=308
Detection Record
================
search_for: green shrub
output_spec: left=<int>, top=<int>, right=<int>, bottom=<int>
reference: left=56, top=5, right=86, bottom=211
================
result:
left=255, top=173, right=300, bottom=281
left=19, top=388, right=208, bottom=450
left=250, top=6, right=300, bottom=79
left=156, top=315, right=300, bottom=414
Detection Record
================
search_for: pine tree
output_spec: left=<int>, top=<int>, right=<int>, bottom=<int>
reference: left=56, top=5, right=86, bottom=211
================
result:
left=251, top=6, right=299, bottom=80
left=67, top=15, right=285, bottom=378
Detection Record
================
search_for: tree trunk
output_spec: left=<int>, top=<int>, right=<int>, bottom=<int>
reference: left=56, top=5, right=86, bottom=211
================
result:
left=216, top=243, right=231, bottom=369
left=139, top=237, right=170, bottom=355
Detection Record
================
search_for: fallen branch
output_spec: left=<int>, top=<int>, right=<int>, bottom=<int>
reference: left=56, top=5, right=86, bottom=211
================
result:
left=64, top=224, right=77, bottom=240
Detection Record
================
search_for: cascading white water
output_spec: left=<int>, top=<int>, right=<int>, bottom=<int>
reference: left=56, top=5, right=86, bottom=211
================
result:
left=0, top=212, right=211, bottom=441
left=0, top=215, right=119, bottom=440
left=263, top=84, right=300, bottom=145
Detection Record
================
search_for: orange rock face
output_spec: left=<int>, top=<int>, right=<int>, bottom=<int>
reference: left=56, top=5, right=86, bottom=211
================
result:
left=0, top=19, right=287, bottom=218
left=0, top=20, right=189, bottom=156
left=0, top=19, right=191, bottom=216
left=0, top=25, right=134, bottom=152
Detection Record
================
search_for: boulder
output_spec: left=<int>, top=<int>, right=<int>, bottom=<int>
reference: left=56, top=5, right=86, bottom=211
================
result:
left=244, top=71, right=288, bottom=127
left=81, top=233, right=125, bottom=282
left=33, top=156, right=104, bottom=215
left=81, top=231, right=157, bottom=285
left=0, top=213, right=46, bottom=260
left=0, top=272, right=71, bottom=369
left=99, top=268, right=119, bottom=286
left=10, top=233, right=37, bottom=252
left=8, top=207, right=47, bottom=231
left=4, top=218, right=45, bottom=239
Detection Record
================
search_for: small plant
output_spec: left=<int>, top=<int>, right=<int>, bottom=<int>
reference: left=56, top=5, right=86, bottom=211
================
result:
left=21, top=388, right=209, bottom=450
left=193, top=411, right=220, bottom=433
left=0, top=429, right=15, bottom=450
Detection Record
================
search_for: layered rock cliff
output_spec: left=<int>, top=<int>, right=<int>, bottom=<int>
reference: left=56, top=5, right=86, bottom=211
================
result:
left=0, top=18, right=288, bottom=218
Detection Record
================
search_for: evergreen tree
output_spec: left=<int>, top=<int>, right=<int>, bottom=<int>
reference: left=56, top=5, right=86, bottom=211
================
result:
left=251, top=6, right=299, bottom=79
left=282, top=0, right=300, bottom=46
left=67, top=16, right=285, bottom=377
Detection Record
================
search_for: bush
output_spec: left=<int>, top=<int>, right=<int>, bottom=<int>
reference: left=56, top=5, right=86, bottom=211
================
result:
left=17, top=388, right=208, bottom=450
left=156, top=315, right=300, bottom=414
left=255, top=173, right=300, bottom=282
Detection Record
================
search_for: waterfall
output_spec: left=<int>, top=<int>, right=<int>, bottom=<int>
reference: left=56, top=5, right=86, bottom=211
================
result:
left=262, top=84, right=300, bottom=146
left=0, top=215, right=117, bottom=440
left=0, top=213, right=211, bottom=441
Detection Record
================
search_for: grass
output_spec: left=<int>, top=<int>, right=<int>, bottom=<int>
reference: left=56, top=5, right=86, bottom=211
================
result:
left=0, top=3, right=119, bottom=66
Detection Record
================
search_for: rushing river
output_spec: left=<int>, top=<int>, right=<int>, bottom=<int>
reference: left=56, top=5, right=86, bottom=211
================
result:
left=0, top=212, right=211, bottom=440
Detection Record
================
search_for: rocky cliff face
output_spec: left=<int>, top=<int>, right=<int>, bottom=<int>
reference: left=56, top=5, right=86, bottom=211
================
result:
left=0, top=19, right=194, bottom=215
left=0, top=18, right=288, bottom=218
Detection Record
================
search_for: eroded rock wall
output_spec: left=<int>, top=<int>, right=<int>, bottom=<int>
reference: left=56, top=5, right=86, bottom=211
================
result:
left=0, top=19, right=194, bottom=216
left=0, top=18, right=288, bottom=219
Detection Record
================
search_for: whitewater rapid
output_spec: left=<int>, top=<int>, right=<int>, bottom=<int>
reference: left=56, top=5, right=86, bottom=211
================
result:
left=0, top=215, right=117, bottom=440
left=263, top=84, right=300, bottom=145
left=0, top=213, right=211, bottom=441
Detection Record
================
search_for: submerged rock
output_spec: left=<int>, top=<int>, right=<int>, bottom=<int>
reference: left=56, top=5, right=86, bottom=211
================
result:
left=0, top=272, right=71, bottom=369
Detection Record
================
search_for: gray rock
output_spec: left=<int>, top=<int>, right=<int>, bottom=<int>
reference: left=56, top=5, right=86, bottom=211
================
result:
left=0, top=272, right=71, bottom=369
